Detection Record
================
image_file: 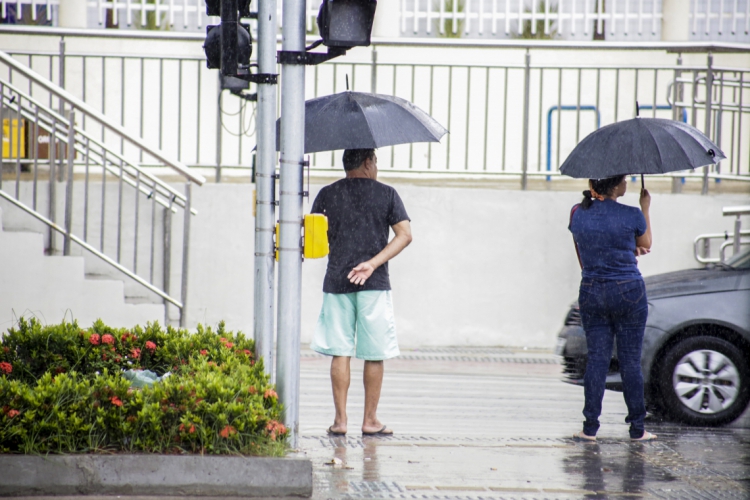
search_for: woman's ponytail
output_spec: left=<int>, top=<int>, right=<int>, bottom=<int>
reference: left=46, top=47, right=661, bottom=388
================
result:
left=581, top=190, right=594, bottom=209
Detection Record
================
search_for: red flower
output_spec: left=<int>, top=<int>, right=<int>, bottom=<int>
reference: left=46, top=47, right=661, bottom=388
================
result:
left=264, top=389, right=278, bottom=399
left=243, top=349, right=252, bottom=357
left=224, top=342, right=234, bottom=349
left=145, top=341, right=157, bottom=352
left=219, top=338, right=227, bottom=343
left=130, top=348, right=141, bottom=359
left=121, top=333, right=130, bottom=342
left=207, top=361, right=217, bottom=367
left=266, top=420, right=286, bottom=441
left=102, top=334, right=115, bottom=345
left=54, top=367, right=65, bottom=374
left=181, top=423, right=196, bottom=434
left=110, top=396, right=123, bottom=407
left=0, top=362, right=12, bottom=375
left=102, top=352, right=108, bottom=361
left=248, top=386, right=257, bottom=395
left=200, top=350, right=208, bottom=356
left=7, top=409, right=19, bottom=418
left=2, top=346, right=9, bottom=353
left=89, top=334, right=101, bottom=345
left=219, top=425, right=237, bottom=438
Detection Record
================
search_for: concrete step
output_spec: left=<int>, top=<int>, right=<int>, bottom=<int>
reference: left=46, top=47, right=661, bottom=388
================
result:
left=0, top=203, right=165, bottom=333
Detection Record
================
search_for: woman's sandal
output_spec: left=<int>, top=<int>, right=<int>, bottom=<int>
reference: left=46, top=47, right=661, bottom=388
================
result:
left=631, top=431, right=657, bottom=442
left=572, top=431, right=597, bottom=442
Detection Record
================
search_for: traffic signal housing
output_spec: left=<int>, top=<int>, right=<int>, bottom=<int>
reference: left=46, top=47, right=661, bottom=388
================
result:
left=317, top=0, right=377, bottom=48
left=203, top=0, right=253, bottom=77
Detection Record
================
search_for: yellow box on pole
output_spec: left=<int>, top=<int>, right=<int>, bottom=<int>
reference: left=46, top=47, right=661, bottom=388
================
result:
left=275, top=222, right=280, bottom=262
left=2, top=119, right=26, bottom=159
left=303, top=213, right=329, bottom=259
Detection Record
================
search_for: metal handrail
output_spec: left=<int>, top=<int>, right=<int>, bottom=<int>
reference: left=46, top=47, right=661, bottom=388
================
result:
left=0, top=65, right=196, bottom=325
left=694, top=231, right=750, bottom=263
left=1, top=25, right=750, bottom=52
left=0, top=80, right=195, bottom=214
left=0, top=49, right=205, bottom=186
left=1, top=93, right=185, bottom=216
left=723, top=206, right=750, bottom=217
left=0, top=191, right=183, bottom=308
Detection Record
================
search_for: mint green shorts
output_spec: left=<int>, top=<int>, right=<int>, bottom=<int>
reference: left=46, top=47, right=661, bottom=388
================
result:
left=310, top=291, right=400, bottom=361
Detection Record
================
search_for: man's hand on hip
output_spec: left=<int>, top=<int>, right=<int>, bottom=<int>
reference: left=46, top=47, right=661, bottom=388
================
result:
left=348, top=262, right=375, bottom=285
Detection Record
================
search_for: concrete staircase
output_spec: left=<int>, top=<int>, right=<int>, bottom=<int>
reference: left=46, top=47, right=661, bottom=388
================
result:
left=0, top=206, right=164, bottom=334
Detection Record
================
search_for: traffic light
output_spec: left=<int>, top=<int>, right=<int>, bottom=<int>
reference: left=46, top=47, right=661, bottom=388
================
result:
left=317, top=0, right=377, bottom=48
left=203, top=0, right=253, bottom=77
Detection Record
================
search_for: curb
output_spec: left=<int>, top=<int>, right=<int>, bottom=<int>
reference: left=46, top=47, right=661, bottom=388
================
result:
left=0, top=455, right=312, bottom=497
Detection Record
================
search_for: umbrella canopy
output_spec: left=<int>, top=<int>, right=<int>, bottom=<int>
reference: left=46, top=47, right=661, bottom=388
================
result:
left=559, top=118, right=726, bottom=179
left=276, top=91, right=447, bottom=153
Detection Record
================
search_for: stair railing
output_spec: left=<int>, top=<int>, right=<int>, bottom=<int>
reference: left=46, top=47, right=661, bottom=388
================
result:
left=0, top=50, right=205, bottom=327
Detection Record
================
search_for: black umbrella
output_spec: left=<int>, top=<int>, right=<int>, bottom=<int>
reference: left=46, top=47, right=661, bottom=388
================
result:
left=559, top=117, right=726, bottom=187
left=277, top=91, right=447, bottom=153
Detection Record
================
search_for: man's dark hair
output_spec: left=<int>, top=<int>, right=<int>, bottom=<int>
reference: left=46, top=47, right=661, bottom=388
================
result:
left=342, top=149, right=375, bottom=172
left=581, top=175, right=626, bottom=209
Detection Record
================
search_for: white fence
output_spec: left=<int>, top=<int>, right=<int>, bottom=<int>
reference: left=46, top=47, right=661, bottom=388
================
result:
left=0, top=0, right=749, bottom=41
left=400, top=0, right=662, bottom=38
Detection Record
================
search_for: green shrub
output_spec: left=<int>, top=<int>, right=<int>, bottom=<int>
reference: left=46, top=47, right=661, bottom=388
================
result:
left=0, top=318, right=287, bottom=456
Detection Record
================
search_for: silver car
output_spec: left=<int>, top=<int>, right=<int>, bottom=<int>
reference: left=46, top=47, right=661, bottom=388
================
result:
left=557, top=247, right=750, bottom=426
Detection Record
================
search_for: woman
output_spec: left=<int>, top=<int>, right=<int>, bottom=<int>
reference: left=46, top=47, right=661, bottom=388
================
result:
left=568, top=175, right=656, bottom=442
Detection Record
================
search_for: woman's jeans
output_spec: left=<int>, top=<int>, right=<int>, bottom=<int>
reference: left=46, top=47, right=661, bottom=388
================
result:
left=579, top=277, right=648, bottom=439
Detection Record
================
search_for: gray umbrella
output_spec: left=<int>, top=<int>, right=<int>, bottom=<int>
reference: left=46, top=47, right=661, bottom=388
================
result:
left=559, top=117, right=726, bottom=182
left=277, top=91, right=447, bottom=153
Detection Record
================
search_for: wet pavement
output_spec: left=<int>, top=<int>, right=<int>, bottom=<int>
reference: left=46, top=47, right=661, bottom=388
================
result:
left=298, top=347, right=750, bottom=500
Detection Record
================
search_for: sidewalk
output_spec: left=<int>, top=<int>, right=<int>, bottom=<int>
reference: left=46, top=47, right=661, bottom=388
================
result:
left=299, top=348, right=750, bottom=499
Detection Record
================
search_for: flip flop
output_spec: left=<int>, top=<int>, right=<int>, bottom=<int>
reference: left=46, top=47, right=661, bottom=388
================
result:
left=572, top=431, right=597, bottom=442
left=362, top=425, right=393, bottom=436
left=327, top=426, right=346, bottom=436
left=631, top=431, right=657, bottom=442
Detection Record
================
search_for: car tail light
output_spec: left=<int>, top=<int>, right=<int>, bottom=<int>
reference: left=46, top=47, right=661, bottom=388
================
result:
left=564, top=307, right=581, bottom=326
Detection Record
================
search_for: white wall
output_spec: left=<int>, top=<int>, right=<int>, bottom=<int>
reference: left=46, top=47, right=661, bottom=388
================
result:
left=2, top=179, right=748, bottom=347
left=300, top=180, right=750, bottom=349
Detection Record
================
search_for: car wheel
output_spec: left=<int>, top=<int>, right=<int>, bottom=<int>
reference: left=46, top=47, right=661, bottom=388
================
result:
left=657, top=336, right=750, bottom=426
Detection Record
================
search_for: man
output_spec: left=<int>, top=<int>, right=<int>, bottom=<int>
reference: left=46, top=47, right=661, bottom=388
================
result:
left=310, top=148, right=412, bottom=436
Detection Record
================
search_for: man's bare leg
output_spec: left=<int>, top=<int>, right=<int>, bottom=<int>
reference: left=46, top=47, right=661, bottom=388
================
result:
left=330, top=356, right=351, bottom=434
left=362, top=360, right=392, bottom=434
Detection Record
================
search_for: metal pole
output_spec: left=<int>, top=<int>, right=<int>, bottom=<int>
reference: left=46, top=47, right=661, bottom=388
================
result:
left=733, top=215, right=741, bottom=256
left=180, top=182, right=192, bottom=328
left=370, top=47, right=378, bottom=93
left=672, top=54, right=683, bottom=194
left=276, top=0, right=306, bottom=448
left=63, top=111, right=75, bottom=256
left=215, top=74, right=223, bottom=183
left=58, top=36, right=65, bottom=115
left=163, top=201, right=173, bottom=325
left=254, top=0, right=278, bottom=378
left=49, top=120, right=57, bottom=254
left=702, top=52, right=713, bottom=195
left=521, top=49, right=531, bottom=190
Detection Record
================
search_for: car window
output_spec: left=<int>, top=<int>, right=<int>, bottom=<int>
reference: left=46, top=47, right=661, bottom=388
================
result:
left=725, top=247, right=750, bottom=269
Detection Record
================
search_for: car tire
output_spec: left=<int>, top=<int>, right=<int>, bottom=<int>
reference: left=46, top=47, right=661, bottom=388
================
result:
left=656, top=336, right=750, bottom=426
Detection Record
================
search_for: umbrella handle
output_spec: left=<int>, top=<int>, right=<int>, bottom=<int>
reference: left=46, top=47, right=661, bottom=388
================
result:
left=641, top=174, right=645, bottom=190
